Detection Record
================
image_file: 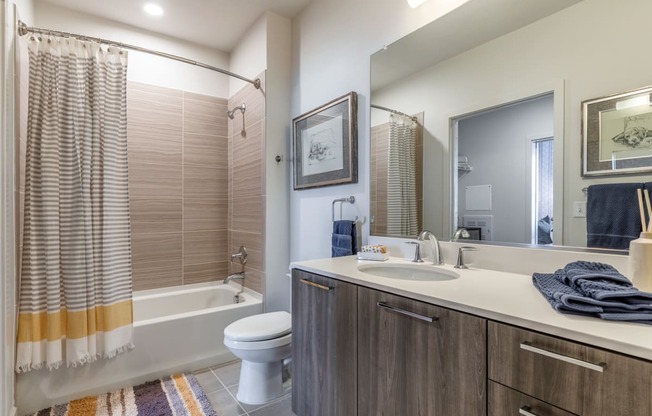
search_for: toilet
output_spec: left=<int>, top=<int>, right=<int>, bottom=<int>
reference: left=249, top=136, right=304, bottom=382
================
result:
left=223, top=311, right=292, bottom=405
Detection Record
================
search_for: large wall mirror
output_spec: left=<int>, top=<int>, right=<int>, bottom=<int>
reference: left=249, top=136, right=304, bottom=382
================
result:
left=370, top=0, right=652, bottom=251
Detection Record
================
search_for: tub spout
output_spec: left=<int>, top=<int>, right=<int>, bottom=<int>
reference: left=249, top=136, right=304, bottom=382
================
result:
left=224, top=272, right=245, bottom=284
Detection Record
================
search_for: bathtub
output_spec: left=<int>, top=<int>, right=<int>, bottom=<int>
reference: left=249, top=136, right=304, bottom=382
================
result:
left=16, top=282, right=262, bottom=415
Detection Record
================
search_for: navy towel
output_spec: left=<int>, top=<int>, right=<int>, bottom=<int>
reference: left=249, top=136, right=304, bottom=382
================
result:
left=532, top=261, right=652, bottom=324
left=586, top=183, right=644, bottom=250
left=332, top=220, right=357, bottom=257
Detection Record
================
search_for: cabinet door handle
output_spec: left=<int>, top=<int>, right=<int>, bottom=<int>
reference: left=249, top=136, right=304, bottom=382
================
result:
left=519, top=406, right=538, bottom=416
left=300, top=278, right=332, bottom=291
left=377, top=301, right=438, bottom=323
left=520, top=341, right=605, bottom=372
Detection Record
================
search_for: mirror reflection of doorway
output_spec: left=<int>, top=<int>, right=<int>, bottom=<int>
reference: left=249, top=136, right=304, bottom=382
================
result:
left=453, top=92, right=554, bottom=245
left=533, top=137, right=554, bottom=245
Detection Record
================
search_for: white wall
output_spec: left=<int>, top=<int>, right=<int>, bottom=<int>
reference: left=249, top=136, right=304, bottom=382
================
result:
left=294, top=0, right=652, bottom=257
left=458, top=95, right=554, bottom=244
left=290, top=0, right=472, bottom=261
left=263, top=12, right=292, bottom=313
left=2, top=1, right=34, bottom=413
left=34, top=1, right=230, bottom=97
left=229, top=14, right=267, bottom=96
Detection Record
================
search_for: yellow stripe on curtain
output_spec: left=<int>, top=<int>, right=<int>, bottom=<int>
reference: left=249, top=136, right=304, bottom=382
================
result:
left=16, top=301, right=134, bottom=343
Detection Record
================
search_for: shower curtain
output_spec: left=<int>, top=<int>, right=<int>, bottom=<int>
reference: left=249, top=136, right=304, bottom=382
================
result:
left=16, top=36, right=134, bottom=372
left=387, top=113, right=419, bottom=236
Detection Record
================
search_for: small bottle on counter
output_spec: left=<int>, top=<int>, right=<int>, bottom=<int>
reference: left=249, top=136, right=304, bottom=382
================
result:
left=629, top=232, right=652, bottom=292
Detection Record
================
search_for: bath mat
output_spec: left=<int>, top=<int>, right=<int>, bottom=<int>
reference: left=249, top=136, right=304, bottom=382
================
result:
left=27, top=373, right=217, bottom=416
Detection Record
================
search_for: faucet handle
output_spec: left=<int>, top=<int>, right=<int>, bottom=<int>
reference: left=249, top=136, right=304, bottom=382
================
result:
left=454, top=246, right=478, bottom=269
left=405, top=241, right=424, bottom=263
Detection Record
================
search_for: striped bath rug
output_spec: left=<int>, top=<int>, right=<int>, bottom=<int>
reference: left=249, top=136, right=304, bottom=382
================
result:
left=28, top=373, right=217, bottom=416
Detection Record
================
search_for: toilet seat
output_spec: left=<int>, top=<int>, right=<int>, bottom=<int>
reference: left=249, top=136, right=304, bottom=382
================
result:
left=224, top=311, right=291, bottom=342
left=224, top=332, right=291, bottom=351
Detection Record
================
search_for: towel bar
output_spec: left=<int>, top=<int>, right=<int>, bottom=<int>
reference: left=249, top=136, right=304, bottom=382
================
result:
left=332, top=196, right=355, bottom=222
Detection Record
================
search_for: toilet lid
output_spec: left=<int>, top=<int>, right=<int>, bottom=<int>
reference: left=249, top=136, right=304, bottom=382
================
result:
left=224, top=311, right=291, bottom=342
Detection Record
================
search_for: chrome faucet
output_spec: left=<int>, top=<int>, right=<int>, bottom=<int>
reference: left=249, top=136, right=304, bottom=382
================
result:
left=454, top=247, right=478, bottom=269
left=417, top=230, right=443, bottom=265
left=405, top=241, right=424, bottom=263
left=223, top=272, right=245, bottom=284
left=452, top=227, right=470, bottom=241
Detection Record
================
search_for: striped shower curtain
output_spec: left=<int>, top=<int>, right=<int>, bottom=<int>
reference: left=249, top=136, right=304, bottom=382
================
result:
left=16, top=36, right=134, bottom=372
left=387, top=113, right=419, bottom=236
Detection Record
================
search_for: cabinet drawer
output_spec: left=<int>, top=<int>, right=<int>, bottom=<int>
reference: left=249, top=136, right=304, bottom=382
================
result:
left=488, top=322, right=593, bottom=414
left=489, top=382, right=577, bottom=416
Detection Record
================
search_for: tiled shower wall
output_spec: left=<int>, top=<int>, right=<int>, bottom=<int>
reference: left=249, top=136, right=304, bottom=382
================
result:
left=127, top=82, right=229, bottom=291
left=228, top=74, right=266, bottom=294
left=16, top=79, right=266, bottom=293
left=370, top=113, right=424, bottom=236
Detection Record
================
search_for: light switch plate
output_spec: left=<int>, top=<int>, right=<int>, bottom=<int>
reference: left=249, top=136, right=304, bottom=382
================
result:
left=573, top=201, right=587, bottom=218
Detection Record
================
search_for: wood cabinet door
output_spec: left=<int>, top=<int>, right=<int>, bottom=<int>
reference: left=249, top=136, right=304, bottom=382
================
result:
left=357, top=286, right=486, bottom=416
left=488, top=381, right=577, bottom=416
left=291, top=269, right=358, bottom=416
left=488, top=322, right=586, bottom=414
left=582, top=346, right=652, bottom=416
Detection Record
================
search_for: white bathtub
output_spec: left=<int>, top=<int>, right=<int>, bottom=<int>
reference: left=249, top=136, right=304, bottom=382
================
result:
left=16, top=282, right=262, bottom=415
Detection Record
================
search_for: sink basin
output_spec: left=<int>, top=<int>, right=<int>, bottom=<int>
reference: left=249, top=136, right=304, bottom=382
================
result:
left=357, top=263, right=459, bottom=281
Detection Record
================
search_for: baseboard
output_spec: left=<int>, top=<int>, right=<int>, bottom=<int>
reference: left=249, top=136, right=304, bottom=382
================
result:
left=10, top=405, right=18, bottom=416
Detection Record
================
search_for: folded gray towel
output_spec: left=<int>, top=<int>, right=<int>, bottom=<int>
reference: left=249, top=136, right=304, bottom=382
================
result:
left=532, top=261, right=652, bottom=324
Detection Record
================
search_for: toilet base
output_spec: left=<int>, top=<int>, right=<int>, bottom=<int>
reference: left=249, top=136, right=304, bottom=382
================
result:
left=236, top=360, right=284, bottom=405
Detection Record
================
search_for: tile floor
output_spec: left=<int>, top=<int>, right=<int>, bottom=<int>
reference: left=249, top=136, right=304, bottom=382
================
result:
left=194, top=360, right=295, bottom=416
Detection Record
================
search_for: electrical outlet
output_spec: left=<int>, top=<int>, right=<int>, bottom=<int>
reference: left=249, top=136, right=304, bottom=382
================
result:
left=573, top=201, right=587, bottom=218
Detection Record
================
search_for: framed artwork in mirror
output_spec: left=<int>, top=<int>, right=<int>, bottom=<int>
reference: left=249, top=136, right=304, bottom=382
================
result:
left=293, top=92, right=358, bottom=190
left=582, top=86, right=652, bottom=176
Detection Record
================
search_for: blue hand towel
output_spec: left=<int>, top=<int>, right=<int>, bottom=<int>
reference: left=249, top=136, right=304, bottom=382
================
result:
left=586, top=183, right=644, bottom=249
left=332, top=220, right=357, bottom=257
left=532, top=261, right=652, bottom=324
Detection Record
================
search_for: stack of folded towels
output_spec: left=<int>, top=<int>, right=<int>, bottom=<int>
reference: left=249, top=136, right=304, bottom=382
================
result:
left=532, top=261, right=652, bottom=324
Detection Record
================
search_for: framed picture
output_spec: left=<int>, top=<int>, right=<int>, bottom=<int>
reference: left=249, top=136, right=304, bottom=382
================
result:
left=582, top=86, right=652, bottom=176
left=293, top=92, right=358, bottom=190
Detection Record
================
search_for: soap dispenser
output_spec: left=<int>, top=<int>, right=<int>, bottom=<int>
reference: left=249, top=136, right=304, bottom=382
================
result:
left=629, top=232, right=652, bottom=292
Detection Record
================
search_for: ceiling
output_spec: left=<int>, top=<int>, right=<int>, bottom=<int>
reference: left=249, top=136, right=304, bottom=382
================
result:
left=38, top=0, right=314, bottom=52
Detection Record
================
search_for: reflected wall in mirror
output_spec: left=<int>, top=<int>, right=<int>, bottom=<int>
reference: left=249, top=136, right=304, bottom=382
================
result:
left=369, top=0, right=652, bottom=251
left=453, top=93, right=554, bottom=245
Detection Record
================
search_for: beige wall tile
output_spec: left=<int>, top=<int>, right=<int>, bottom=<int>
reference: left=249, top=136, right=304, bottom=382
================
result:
left=129, top=162, right=182, bottom=200
left=127, top=84, right=183, bottom=166
left=131, top=232, right=182, bottom=290
left=231, top=196, right=263, bottom=234
left=184, top=93, right=228, bottom=136
left=184, top=198, right=228, bottom=232
left=184, top=133, right=228, bottom=167
left=232, top=160, right=263, bottom=198
left=183, top=230, right=228, bottom=265
left=184, top=166, right=228, bottom=199
left=130, top=199, right=182, bottom=234
left=242, top=268, right=263, bottom=294
left=184, top=261, right=229, bottom=285
left=129, top=81, right=183, bottom=98
left=232, top=120, right=262, bottom=165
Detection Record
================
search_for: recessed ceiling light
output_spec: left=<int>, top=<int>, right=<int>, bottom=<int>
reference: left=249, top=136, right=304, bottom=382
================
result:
left=143, top=3, right=164, bottom=16
left=407, top=0, right=428, bottom=8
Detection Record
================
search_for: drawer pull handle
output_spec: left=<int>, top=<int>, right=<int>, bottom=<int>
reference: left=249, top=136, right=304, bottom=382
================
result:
left=377, top=301, right=438, bottom=323
left=519, top=406, right=538, bottom=416
left=300, top=279, right=332, bottom=291
left=520, top=341, right=605, bottom=372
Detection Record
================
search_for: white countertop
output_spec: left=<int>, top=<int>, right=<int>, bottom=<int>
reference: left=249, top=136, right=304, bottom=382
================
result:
left=291, top=256, right=652, bottom=361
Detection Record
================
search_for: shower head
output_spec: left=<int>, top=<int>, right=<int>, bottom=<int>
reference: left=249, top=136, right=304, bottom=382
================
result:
left=227, top=103, right=246, bottom=119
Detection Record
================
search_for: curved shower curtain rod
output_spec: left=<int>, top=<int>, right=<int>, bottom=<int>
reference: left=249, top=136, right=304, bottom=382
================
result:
left=17, top=21, right=261, bottom=90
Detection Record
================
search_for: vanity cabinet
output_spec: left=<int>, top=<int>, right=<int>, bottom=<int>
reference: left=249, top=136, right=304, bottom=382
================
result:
left=291, top=270, right=358, bottom=416
left=357, top=286, right=486, bottom=416
left=488, top=321, right=652, bottom=416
